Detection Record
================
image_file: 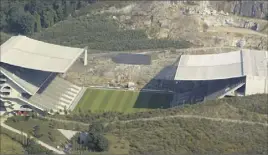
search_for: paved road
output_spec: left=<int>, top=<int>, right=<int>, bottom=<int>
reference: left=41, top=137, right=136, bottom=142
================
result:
left=0, top=117, right=65, bottom=154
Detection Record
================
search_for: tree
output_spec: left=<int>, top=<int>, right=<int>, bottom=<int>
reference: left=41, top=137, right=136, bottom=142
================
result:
left=48, top=130, right=55, bottom=142
left=63, top=0, right=73, bottom=17
left=0, top=13, right=8, bottom=30
left=33, top=12, right=41, bottom=32
left=33, top=125, right=42, bottom=138
left=7, top=7, right=35, bottom=34
left=18, top=13, right=35, bottom=34
left=86, top=133, right=109, bottom=152
left=40, top=8, right=56, bottom=28
left=89, top=122, right=105, bottom=133
left=24, top=139, right=48, bottom=154
left=53, top=1, right=64, bottom=22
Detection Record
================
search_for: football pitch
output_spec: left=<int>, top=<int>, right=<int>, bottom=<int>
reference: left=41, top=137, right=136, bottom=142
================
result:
left=74, top=88, right=174, bottom=113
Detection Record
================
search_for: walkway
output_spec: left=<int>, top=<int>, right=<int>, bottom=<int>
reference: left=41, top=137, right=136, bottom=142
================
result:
left=0, top=117, right=65, bottom=154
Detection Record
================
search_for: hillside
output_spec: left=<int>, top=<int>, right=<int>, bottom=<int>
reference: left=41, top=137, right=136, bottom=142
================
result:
left=45, top=94, right=268, bottom=155
left=51, top=94, right=268, bottom=124
left=0, top=134, right=25, bottom=154
left=109, top=118, right=267, bottom=155
left=2, top=1, right=267, bottom=51
left=0, top=1, right=267, bottom=155
left=209, top=1, right=268, bottom=19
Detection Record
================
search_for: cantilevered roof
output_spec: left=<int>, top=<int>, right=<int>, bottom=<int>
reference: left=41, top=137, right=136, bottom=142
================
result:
left=0, top=63, right=54, bottom=95
left=0, top=36, right=84, bottom=73
left=175, top=49, right=268, bottom=80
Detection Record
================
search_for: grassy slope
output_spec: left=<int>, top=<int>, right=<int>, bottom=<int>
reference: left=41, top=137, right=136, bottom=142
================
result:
left=75, top=88, right=173, bottom=113
left=71, top=133, right=129, bottom=155
left=0, top=134, right=25, bottom=154
left=5, top=117, right=68, bottom=147
left=110, top=118, right=268, bottom=155
left=104, top=133, right=129, bottom=155
left=31, top=3, right=191, bottom=51
left=51, top=94, right=268, bottom=128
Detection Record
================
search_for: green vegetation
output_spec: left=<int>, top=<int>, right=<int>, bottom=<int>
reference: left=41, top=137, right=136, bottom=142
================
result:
left=0, top=31, right=11, bottom=44
left=70, top=123, right=128, bottom=154
left=31, top=2, right=192, bottom=51
left=0, top=134, right=25, bottom=154
left=52, top=94, right=268, bottom=125
left=1, top=1, right=192, bottom=51
left=75, top=88, right=173, bottom=113
left=5, top=116, right=69, bottom=147
left=53, top=94, right=268, bottom=155
left=32, top=12, right=192, bottom=51
left=109, top=118, right=267, bottom=155
left=0, top=126, right=53, bottom=154
left=6, top=94, right=266, bottom=155
left=104, top=134, right=129, bottom=155
left=83, top=132, right=109, bottom=152
left=0, top=0, right=95, bottom=35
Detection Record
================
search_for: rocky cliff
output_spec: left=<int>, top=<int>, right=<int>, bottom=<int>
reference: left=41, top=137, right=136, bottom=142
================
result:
left=209, top=1, right=268, bottom=19
left=96, top=1, right=267, bottom=50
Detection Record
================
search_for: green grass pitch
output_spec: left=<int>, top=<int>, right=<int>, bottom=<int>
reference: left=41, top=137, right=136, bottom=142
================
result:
left=74, top=88, right=174, bottom=113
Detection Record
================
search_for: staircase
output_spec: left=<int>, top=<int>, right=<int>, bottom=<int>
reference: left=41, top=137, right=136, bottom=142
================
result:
left=29, top=77, right=84, bottom=112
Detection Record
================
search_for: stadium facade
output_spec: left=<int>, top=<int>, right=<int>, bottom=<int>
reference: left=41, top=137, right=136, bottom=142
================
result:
left=171, top=49, right=268, bottom=106
left=0, top=35, right=87, bottom=114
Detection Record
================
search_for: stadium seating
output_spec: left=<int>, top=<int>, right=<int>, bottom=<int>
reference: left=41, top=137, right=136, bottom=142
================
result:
left=29, top=77, right=83, bottom=112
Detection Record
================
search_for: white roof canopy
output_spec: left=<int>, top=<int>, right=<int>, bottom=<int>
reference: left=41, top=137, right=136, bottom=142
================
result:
left=175, top=49, right=268, bottom=80
left=0, top=36, right=84, bottom=73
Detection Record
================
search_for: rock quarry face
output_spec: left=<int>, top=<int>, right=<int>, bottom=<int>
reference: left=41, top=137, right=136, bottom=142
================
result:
left=65, top=1, right=267, bottom=88
left=98, top=1, right=267, bottom=50
left=209, top=1, right=268, bottom=19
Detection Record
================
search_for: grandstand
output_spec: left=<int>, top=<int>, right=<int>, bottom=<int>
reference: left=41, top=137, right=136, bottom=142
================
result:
left=0, top=35, right=87, bottom=113
left=171, top=49, right=268, bottom=107
left=1, top=36, right=267, bottom=113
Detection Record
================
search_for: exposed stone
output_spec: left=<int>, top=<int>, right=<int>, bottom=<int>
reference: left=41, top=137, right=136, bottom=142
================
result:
left=158, top=28, right=170, bottom=38
left=127, top=82, right=136, bottom=88
left=209, top=1, right=268, bottom=19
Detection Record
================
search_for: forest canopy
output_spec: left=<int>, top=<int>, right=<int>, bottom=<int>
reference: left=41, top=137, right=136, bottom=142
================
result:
left=0, top=0, right=96, bottom=34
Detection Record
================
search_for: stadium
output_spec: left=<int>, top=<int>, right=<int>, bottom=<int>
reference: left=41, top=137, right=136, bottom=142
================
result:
left=170, top=49, right=268, bottom=107
left=0, top=35, right=88, bottom=115
left=0, top=35, right=267, bottom=115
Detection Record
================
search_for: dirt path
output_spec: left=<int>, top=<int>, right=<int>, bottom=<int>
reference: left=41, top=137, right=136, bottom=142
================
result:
left=120, top=114, right=268, bottom=126
left=0, top=117, right=65, bottom=154
left=43, top=113, right=268, bottom=127
left=41, top=116, right=90, bottom=127
left=208, top=26, right=268, bottom=37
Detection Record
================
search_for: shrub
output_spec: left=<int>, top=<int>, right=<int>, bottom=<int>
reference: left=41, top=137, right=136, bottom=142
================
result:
left=89, top=122, right=105, bottom=133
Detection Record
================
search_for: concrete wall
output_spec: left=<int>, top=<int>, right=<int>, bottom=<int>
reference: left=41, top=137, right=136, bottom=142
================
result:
left=245, top=76, right=268, bottom=95
left=0, top=74, right=30, bottom=101
left=6, top=79, right=27, bottom=97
